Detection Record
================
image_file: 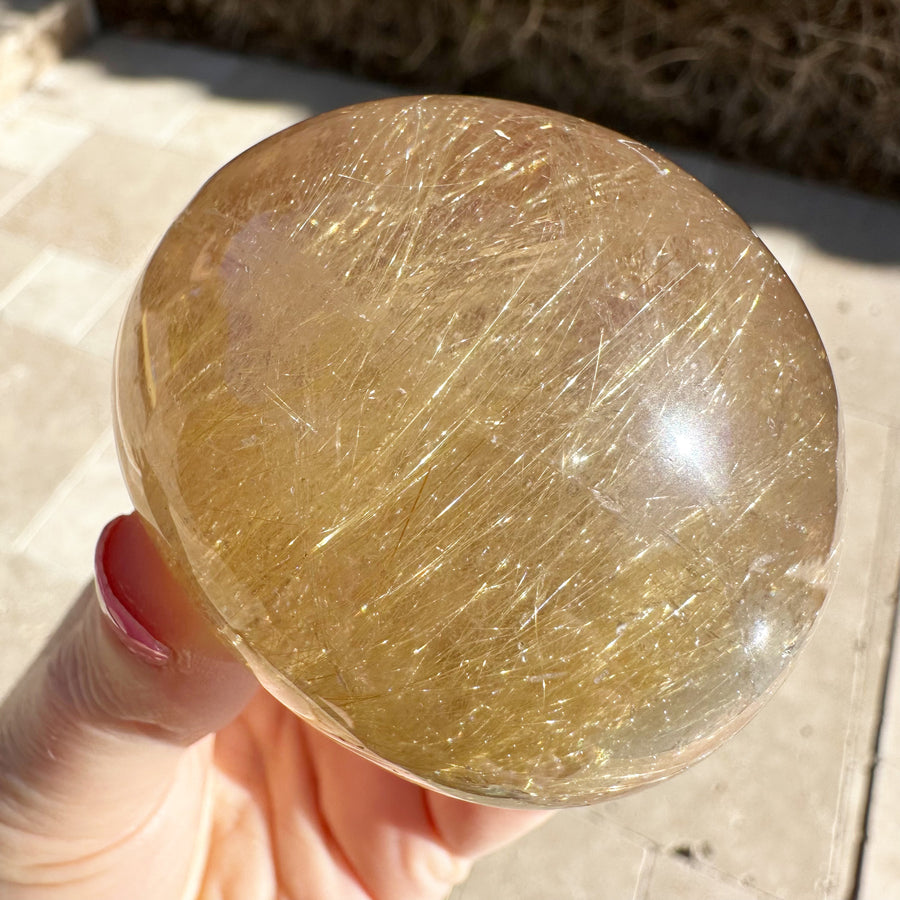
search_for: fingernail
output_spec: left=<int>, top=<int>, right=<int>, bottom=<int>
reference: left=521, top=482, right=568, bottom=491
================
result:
left=95, top=516, right=171, bottom=666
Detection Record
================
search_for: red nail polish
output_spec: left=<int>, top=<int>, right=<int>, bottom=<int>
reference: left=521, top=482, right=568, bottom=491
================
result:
left=95, top=516, right=171, bottom=666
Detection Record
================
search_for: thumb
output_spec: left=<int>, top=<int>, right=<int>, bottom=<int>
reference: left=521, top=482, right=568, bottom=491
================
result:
left=0, top=513, right=258, bottom=899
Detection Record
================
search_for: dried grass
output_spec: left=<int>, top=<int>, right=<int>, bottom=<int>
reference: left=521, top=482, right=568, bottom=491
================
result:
left=97, top=0, right=900, bottom=198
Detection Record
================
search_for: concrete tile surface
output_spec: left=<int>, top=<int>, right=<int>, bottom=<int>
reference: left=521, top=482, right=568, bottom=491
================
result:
left=77, top=277, right=130, bottom=359
left=0, top=245, right=123, bottom=342
left=0, top=550, right=81, bottom=696
left=165, top=97, right=305, bottom=165
left=449, top=809, right=647, bottom=900
left=644, top=853, right=771, bottom=900
left=164, top=54, right=395, bottom=168
left=0, top=30, right=898, bottom=900
left=0, top=161, right=24, bottom=205
left=867, top=435, right=900, bottom=770
left=0, top=226, right=41, bottom=291
left=25, top=33, right=239, bottom=144
left=795, top=252, right=900, bottom=426
left=203, top=54, right=396, bottom=118
left=0, top=105, right=90, bottom=173
left=2, top=131, right=219, bottom=265
left=855, top=432, right=900, bottom=898
left=21, top=433, right=130, bottom=578
left=0, top=319, right=109, bottom=546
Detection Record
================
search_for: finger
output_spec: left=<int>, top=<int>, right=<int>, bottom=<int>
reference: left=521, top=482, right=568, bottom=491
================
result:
left=425, top=790, right=551, bottom=858
left=92, top=512, right=258, bottom=743
left=305, top=727, right=550, bottom=900
left=0, top=514, right=258, bottom=900
left=306, top=728, right=470, bottom=900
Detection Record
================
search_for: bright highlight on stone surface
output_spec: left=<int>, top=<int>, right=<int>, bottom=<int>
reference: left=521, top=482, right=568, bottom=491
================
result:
left=114, top=95, right=841, bottom=808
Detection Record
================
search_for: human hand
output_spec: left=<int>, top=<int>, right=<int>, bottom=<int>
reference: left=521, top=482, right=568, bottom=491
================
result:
left=0, top=514, right=549, bottom=899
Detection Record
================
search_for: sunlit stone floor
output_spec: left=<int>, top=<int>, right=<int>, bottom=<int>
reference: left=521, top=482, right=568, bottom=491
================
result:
left=0, top=26, right=898, bottom=900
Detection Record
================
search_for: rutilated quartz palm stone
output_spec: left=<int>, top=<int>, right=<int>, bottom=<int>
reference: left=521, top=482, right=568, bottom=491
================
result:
left=114, top=95, right=841, bottom=808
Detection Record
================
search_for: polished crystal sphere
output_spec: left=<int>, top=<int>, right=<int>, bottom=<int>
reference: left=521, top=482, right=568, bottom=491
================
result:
left=114, top=95, right=840, bottom=808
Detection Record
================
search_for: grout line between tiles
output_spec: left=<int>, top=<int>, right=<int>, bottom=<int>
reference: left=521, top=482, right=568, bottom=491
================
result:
left=0, top=243, right=54, bottom=312
left=0, top=163, right=44, bottom=218
left=632, top=845, right=656, bottom=900
left=10, top=428, right=114, bottom=554
left=0, top=107, right=93, bottom=174
left=825, top=621, right=876, bottom=895
left=836, top=405, right=900, bottom=434
left=848, top=426, right=900, bottom=899
left=815, top=413, right=900, bottom=897
left=69, top=264, right=136, bottom=344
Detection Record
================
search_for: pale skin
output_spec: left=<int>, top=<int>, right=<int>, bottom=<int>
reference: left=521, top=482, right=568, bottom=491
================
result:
left=0, top=514, right=549, bottom=899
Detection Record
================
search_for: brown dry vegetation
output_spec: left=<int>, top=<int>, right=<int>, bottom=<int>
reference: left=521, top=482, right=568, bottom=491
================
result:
left=97, top=0, right=900, bottom=199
